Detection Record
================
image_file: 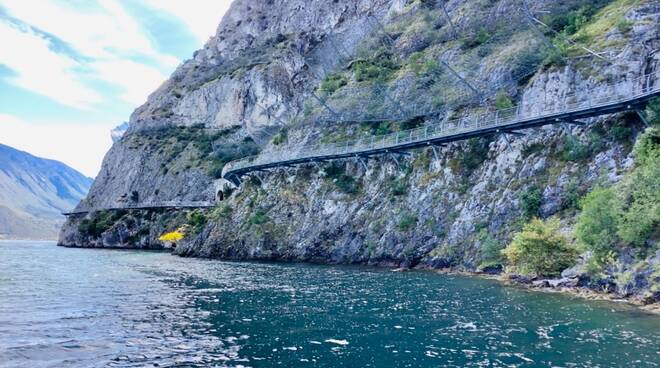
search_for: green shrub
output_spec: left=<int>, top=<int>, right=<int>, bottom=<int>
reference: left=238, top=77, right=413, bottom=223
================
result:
left=616, top=19, right=633, bottom=33
left=610, top=121, right=633, bottom=144
left=319, top=73, right=348, bottom=94
left=187, top=210, right=208, bottom=234
left=522, top=143, right=545, bottom=157
left=632, top=127, right=659, bottom=166
left=389, top=178, right=408, bottom=197
left=565, top=5, right=598, bottom=34
left=210, top=204, right=233, bottom=220
left=575, top=129, right=659, bottom=259
left=399, top=116, right=424, bottom=131
left=561, top=179, right=581, bottom=212
left=494, top=91, right=514, bottom=110
left=617, top=129, right=659, bottom=248
left=521, top=185, right=543, bottom=219
left=646, top=97, right=660, bottom=126
left=540, top=40, right=569, bottom=68
left=478, top=230, right=505, bottom=269
left=461, top=28, right=491, bottom=49
left=78, top=210, right=126, bottom=237
left=373, top=122, right=392, bottom=136
left=575, top=187, right=621, bottom=263
left=398, top=214, right=418, bottom=232
left=541, top=4, right=598, bottom=35
left=513, top=47, right=545, bottom=83
left=249, top=210, right=270, bottom=226
left=351, top=50, right=399, bottom=82
left=271, top=129, right=287, bottom=146
left=407, top=52, right=439, bottom=75
left=560, top=135, right=592, bottom=162
left=502, top=218, right=578, bottom=277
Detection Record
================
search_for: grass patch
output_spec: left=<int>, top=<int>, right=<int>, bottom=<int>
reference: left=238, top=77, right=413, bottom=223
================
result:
left=398, top=213, right=418, bottom=232
left=249, top=210, right=270, bottom=226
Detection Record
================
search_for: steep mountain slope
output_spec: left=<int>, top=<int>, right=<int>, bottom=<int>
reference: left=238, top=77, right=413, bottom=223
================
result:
left=0, top=144, right=92, bottom=239
left=60, top=0, right=659, bottom=303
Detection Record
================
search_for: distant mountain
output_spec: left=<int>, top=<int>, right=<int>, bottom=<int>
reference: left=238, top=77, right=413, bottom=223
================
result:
left=111, top=122, right=129, bottom=143
left=0, top=143, right=92, bottom=240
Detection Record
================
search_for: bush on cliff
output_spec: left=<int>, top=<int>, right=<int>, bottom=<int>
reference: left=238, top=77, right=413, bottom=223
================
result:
left=575, top=128, right=659, bottom=262
left=494, top=91, right=514, bottom=110
left=186, top=210, right=208, bottom=234
left=616, top=129, right=659, bottom=249
left=646, top=97, right=660, bottom=126
left=351, top=48, right=399, bottom=82
left=478, top=230, right=505, bottom=270
left=78, top=210, right=126, bottom=237
left=502, top=218, right=578, bottom=277
left=319, top=73, right=348, bottom=94
left=520, top=185, right=543, bottom=219
left=575, top=187, right=620, bottom=263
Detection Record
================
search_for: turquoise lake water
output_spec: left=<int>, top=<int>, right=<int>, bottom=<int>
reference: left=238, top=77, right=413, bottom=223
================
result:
left=1, top=241, right=659, bottom=367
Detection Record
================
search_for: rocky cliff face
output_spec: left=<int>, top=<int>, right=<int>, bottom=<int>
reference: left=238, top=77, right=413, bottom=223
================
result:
left=60, top=0, right=659, bottom=303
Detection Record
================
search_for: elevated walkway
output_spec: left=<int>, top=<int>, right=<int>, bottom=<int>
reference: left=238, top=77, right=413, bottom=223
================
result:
left=63, top=201, right=215, bottom=216
left=222, top=71, right=659, bottom=185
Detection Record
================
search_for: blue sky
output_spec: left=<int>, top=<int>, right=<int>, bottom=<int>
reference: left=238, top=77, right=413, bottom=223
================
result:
left=0, top=0, right=233, bottom=176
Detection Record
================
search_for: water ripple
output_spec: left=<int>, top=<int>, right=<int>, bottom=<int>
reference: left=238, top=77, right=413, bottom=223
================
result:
left=1, top=241, right=659, bottom=368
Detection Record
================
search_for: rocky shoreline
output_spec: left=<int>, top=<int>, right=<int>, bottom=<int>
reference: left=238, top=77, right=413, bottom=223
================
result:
left=415, top=266, right=660, bottom=314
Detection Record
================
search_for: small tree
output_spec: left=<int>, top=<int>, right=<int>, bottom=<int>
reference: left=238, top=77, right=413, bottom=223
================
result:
left=617, top=129, right=659, bottom=248
left=520, top=185, right=543, bottom=219
left=575, top=187, right=621, bottom=263
left=502, top=218, right=577, bottom=277
left=478, top=229, right=505, bottom=269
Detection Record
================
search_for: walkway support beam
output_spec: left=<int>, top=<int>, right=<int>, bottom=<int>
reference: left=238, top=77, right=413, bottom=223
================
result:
left=635, top=109, right=649, bottom=126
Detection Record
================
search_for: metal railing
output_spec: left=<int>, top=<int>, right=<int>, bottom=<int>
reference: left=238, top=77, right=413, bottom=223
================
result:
left=223, top=70, right=659, bottom=179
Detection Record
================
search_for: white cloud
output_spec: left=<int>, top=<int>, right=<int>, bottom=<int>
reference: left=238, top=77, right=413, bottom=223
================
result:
left=0, top=0, right=174, bottom=108
left=0, top=21, right=102, bottom=109
left=0, top=114, right=115, bottom=177
left=1, top=0, right=179, bottom=67
left=144, top=0, right=233, bottom=44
